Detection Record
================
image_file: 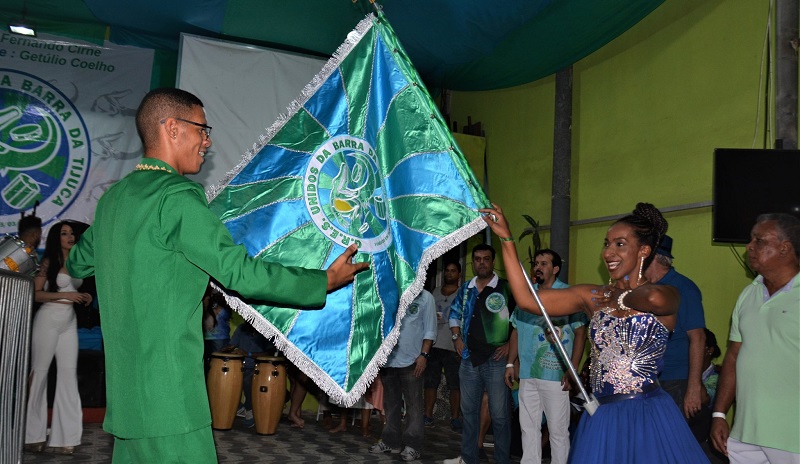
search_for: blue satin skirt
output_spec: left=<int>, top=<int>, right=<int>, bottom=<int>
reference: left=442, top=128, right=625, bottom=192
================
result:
left=568, top=388, right=710, bottom=463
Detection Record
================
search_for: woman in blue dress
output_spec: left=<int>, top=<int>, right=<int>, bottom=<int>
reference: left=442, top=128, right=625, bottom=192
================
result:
left=481, top=202, right=709, bottom=464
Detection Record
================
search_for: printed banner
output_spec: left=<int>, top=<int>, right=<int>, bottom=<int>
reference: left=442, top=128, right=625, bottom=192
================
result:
left=207, top=13, right=490, bottom=405
left=0, top=32, right=153, bottom=235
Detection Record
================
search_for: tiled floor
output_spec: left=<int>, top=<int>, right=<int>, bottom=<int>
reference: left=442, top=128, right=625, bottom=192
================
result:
left=22, top=412, right=517, bottom=464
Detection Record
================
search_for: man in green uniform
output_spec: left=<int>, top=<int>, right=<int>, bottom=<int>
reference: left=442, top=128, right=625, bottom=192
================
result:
left=67, top=88, right=367, bottom=463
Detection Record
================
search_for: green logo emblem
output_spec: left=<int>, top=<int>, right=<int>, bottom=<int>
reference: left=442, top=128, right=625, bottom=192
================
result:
left=407, top=302, right=419, bottom=315
left=485, top=292, right=507, bottom=313
left=305, top=135, right=390, bottom=253
left=0, top=70, right=90, bottom=232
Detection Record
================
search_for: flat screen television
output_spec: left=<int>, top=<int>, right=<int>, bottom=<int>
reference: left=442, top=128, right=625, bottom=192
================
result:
left=712, top=148, right=800, bottom=243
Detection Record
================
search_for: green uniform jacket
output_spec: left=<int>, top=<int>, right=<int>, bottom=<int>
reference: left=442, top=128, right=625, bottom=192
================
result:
left=67, top=158, right=327, bottom=439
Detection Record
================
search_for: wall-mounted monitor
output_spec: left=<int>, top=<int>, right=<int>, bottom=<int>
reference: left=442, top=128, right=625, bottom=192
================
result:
left=712, top=148, right=800, bottom=243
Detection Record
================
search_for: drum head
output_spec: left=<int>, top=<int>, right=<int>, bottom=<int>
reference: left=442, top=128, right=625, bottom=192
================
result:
left=210, top=351, right=244, bottom=360
left=254, top=356, right=286, bottom=362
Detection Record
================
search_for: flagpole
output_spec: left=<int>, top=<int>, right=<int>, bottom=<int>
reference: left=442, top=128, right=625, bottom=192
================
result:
left=518, top=262, right=599, bottom=415
left=368, top=0, right=381, bottom=15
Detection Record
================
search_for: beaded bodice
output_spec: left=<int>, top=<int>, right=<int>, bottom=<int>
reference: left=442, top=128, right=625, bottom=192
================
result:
left=589, top=307, right=670, bottom=397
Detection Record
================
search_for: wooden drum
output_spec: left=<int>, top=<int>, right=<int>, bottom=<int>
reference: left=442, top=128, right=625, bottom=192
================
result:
left=207, top=352, right=244, bottom=430
left=252, top=356, right=286, bottom=435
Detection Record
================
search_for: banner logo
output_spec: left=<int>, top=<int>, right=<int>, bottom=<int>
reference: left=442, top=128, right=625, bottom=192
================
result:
left=0, top=69, right=90, bottom=229
left=305, top=135, right=391, bottom=253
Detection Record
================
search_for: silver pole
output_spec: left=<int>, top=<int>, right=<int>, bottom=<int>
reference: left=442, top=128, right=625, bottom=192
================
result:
left=518, top=262, right=599, bottom=415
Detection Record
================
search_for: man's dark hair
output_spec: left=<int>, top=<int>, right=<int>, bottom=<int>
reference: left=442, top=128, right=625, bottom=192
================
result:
left=472, top=243, right=495, bottom=260
left=704, top=328, right=721, bottom=359
left=135, top=87, right=204, bottom=150
left=18, top=215, right=42, bottom=235
left=534, top=248, right=562, bottom=277
left=444, top=261, right=462, bottom=273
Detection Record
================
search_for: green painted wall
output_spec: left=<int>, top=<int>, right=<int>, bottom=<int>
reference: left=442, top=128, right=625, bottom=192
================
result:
left=448, top=0, right=776, bottom=355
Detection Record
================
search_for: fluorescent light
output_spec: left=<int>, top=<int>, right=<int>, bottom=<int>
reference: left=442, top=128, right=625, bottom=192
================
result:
left=9, top=24, right=36, bottom=37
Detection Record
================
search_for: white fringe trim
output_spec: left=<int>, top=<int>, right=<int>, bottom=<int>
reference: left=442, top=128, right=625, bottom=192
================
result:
left=210, top=216, right=487, bottom=406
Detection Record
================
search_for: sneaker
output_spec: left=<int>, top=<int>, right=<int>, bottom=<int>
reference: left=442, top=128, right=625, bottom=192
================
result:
left=423, top=416, right=435, bottom=427
left=236, top=406, right=246, bottom=418
left=368, top=441, right=401, bottom=454
left=450, top=417, right=463, bottom=433
left=242, top=409, right=254, bottom=421
left=400, top=446, right=421, bottom=461
left=442, top=456, right=465, bottom=464
left=242, top=418, right=255, bottom=428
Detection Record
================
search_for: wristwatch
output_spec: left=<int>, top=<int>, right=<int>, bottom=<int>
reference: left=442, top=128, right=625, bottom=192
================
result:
left=420, top=351, right=430, bottom=359
left=451, top=332, right=460, bottom=341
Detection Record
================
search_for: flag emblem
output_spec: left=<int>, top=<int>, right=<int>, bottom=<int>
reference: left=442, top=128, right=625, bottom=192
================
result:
left=305, top=135, right=390, bottom=252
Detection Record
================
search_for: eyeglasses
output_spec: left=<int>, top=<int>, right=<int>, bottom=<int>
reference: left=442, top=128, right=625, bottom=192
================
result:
left=161, top=117, right=212, bottom=139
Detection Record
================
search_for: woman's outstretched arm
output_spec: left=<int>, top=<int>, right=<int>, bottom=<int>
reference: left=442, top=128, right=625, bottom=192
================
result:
left=480, top=204, right=590, bottom=317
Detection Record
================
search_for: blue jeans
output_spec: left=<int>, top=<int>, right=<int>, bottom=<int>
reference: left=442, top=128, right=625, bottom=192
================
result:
left=460, top=358, right=511, bottom=464
left=381, top=364, right=425, bottom=451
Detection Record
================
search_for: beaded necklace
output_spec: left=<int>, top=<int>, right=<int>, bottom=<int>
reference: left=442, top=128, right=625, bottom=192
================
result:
left=135, top=163, right=172, bottom=172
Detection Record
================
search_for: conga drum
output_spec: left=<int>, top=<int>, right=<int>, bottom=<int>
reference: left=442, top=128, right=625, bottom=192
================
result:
left=252, top=356, right=286, bottom=435
left=207, top=352, right=244, bottom=430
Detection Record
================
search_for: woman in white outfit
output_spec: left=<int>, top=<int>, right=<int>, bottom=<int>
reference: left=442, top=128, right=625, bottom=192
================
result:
left=25, top=220, right=92, bottom=455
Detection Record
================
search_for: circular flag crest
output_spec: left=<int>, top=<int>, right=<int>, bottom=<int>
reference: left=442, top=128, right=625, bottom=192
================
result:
left=485, top=292, right=507, bottom=313
left=0, top=70, right=90, bottom=230
left=305, top=135, right=391, bottom=253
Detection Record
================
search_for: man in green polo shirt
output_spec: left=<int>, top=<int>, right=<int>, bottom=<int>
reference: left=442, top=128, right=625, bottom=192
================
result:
left=710, top=213, right=799, bottom=463
left=67, top=88, right=367, bottom=463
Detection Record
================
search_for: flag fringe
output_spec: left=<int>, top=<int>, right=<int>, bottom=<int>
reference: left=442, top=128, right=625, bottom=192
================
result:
left=210, top=215, right=487, bottom=406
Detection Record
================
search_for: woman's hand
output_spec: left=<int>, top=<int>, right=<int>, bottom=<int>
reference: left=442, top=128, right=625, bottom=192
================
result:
left=590, top=285, right=615, bottom=309
left=66, top=292, right=93, bottom=306
left=479, top=203, right=513, bottom=240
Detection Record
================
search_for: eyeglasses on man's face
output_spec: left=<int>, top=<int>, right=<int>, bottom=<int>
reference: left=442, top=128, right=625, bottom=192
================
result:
left=160, top=117, right=212, bottom=139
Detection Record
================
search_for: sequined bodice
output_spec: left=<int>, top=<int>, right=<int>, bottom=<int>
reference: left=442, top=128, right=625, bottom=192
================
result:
left=589, top=308, right=670, bottom=397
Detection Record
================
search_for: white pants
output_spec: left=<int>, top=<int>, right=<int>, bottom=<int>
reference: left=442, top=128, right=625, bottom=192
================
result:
left=728, top=438, right=800, bottom=464
left=25, top=303, right=82, bottom=446
left=518, top=378, right=570, bottom=464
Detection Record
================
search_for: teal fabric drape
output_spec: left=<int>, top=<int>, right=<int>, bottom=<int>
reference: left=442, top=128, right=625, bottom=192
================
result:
left=0, top=0, right=665, bottom=90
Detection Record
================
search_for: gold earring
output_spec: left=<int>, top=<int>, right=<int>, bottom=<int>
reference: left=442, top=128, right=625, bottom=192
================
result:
left=637, top=256, right=645, bottom=286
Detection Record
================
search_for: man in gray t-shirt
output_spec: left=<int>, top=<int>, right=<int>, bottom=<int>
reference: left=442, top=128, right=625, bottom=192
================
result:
left=424, top=261, right=463, bottom=431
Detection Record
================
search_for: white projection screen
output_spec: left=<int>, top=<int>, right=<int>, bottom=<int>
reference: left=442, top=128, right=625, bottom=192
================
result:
left=177, top=34, right=326, bottom=188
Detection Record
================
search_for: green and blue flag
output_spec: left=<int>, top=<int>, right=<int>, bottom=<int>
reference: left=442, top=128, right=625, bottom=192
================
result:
left=207, top=12, right=489, bottom=405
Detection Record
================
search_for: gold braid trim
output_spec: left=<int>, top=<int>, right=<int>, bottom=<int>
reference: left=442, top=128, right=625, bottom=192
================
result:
left=135, top=164, right=171, bottom=172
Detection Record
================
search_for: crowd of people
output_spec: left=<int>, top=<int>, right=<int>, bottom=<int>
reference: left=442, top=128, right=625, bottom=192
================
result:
left=13, top=87, right=798, bottom=464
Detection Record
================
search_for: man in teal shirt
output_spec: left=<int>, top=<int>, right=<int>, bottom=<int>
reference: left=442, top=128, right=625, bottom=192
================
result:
left=68, top=88, right=366, bottom=463
left=505, top=249, right=586, bottom=464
